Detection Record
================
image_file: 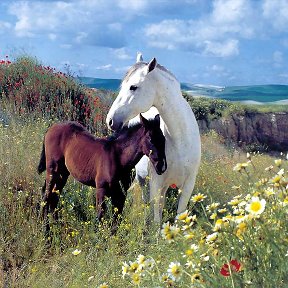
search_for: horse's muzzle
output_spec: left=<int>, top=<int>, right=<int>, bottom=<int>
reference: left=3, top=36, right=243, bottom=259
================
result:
left=107, top=118, right=123, bottom=131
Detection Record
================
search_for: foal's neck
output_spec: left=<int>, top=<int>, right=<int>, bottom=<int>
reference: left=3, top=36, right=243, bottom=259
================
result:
left=115, top=127, right=144, bottom=169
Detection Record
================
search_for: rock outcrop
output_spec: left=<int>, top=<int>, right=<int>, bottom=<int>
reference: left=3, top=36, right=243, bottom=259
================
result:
left=198, top=112, right=288, bottom=152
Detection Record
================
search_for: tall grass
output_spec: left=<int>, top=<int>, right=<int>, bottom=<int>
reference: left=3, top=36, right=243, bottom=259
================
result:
left=0, top=57, right=287, bottom=287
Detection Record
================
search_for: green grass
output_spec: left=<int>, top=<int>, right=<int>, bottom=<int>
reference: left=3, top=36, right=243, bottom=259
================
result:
left=0, top=57, right=287, bottom=287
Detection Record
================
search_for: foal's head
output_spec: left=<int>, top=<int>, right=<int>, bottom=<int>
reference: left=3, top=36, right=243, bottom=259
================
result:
left=139, top=114, right=167, bottom=175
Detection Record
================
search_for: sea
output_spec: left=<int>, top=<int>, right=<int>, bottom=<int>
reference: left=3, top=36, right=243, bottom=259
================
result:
left=78, top=77, right=288, bottom=105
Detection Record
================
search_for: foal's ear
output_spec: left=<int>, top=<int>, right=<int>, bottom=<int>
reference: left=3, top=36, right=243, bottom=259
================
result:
left=147, top=58, right=157, bottom=73
left=139, top=113, right=149, bottom=127
left=154, top=114, right=160, bottom=127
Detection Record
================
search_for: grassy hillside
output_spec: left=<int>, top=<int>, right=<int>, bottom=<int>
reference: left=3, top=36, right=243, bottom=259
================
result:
left=0, top=58, right=287, bottom=287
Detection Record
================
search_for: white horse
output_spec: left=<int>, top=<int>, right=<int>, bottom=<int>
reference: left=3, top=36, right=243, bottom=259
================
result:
left=106, top=55, right=201, bottom=222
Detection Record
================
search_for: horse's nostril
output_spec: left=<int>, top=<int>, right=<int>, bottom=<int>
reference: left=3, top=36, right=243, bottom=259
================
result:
left=109, top=119, right=113, bottom=128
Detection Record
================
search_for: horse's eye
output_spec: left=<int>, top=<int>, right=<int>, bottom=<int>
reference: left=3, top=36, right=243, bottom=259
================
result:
left=130, top=85, right=138, bottom=91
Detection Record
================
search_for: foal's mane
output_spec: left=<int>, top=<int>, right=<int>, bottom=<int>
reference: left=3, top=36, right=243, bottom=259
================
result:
left=122, top=61, right=177, bottom=84
left=68, top=122, right=96, bottom=141
left=107, top=117, right=157, bottom=143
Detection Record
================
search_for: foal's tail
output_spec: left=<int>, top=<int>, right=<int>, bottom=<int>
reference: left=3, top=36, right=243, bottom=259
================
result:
left=37, top=142, right=46, bottom=174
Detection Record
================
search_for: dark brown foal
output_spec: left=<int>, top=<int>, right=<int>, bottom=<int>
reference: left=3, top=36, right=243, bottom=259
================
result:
left=38, top=114, right=167, bottom=232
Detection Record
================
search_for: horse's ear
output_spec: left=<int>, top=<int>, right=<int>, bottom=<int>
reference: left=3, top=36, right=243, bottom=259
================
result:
left=154, top=114, right=160, bottom=127
left=136, top=52, right=143, bottom=63
left=147, top=58, right=157, bottom=73
left=139, top=113, right=149, bottom=127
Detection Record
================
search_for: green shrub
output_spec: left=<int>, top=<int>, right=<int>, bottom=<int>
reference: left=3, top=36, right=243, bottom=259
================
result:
left=0, top=56, right=112, bottom=134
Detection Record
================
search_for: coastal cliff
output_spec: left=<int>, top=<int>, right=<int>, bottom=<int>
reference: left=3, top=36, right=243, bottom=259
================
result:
left=198, top=111, right=288, bottom=152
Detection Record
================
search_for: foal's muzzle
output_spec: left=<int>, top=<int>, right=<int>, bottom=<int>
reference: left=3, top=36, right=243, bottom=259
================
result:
left=155, top=158, right=167, bottom=175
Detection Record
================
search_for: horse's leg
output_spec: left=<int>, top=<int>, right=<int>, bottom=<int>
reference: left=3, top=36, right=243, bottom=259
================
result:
left=149, top=175, right=168, bottom=223
left=177, top=171, right=198, bottom=215
left=135, top=156, right=150, bottom=203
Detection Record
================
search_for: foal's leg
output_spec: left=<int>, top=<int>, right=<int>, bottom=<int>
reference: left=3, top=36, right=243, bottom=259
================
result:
left=42, top=160, right=64, bottom=230
left=50, top=168, right=70, bottom=220
left=42, top=168, right=57, bottom=233
left=111, top=184, right=126, bottom=215
left=96, top=186, right=107, bottom=220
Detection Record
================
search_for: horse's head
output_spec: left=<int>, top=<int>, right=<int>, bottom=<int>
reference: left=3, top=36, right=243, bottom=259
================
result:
left=140, top=113, right=167, bottom=175
left=106, top=56, right=158, bottom=131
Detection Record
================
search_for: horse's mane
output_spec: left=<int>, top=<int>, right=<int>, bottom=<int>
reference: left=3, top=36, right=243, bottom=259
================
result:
left=122, top=61, right=177, bottom=84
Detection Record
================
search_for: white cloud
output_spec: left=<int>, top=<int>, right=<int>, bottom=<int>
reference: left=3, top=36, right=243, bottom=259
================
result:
left=211, top=64, right=225, bottom=72
left=111, top=48, right=132, bottom=60
left=262, top=0, right=288, bottom=31
left=117, top=0, right=147, bottom=11
left=144, top=0, right=255, bottom=57
left=75, top=32, right=88, bottom=44
left=48, top=33, right=57, bottom=41
left=60, top=44, right=72, bottom=49
left=0, top=21, right=11, bottom=31
left=212, top=0, right=251, bottom=24
left=95, top=64, right=112, bottom=71
left=204, top=39, right=239, bottom=57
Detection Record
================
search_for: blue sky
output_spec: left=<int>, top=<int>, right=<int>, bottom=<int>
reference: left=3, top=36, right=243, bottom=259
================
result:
left=0, top=0, right=287, bottom=86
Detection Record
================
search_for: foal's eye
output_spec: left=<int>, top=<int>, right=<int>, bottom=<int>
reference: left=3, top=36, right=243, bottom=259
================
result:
left=130, top=85, right=138, bottom=91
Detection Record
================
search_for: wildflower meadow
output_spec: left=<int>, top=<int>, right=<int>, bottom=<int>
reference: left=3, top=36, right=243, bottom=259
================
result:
left=0, top=56, right=287, bottom=287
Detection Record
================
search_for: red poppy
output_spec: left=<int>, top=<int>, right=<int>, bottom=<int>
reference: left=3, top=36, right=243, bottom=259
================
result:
left=220, top=259, right=241, bottom=277
left=170, top=184, right=177, bottom=189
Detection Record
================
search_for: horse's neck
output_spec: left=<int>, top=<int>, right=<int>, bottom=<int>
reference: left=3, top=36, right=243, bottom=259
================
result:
left=115, top=130, right=144, bottom=168
left=154, top=72, right=195, bottom=142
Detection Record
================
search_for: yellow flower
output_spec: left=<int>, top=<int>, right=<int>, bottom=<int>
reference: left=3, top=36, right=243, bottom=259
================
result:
left=264, top=187, right=275, bottom=197
left=176, top=210, right=189, bottom=221
left=233, top=162, right=249, bottom=172
left=167, top=262, right=182, bottom=282
left=191, top=193, right=207, bottom=203
left=98, top=283, right=108, bottom=288
left=184, top=231, right=195, bottom=240
left=206, top=232, right=218, bottom=243
left=271, top=174, right=282, bottom=185
left=218, top=208, right=228, bottom=214
left=235, top=222, right=247, bottom=240
left=122, top=262, right=129, bottom=277
left=184, top=244, right=199, bottom=258
left=213, top=219, right=224, bottom=231
left=72, top=249, right=81, bottom=256
left=131, top=273, right=141, bottom=285
left=129, top=261, right=139, bottom=273
left=228, top=197, right=241, bottom=206
left=210, top=213, right=217, bottom=220
left=161, top=222, right=180, bottom=243
left=160, top=274, right=174, bottom=285
left=137, top=254, right=145, bottom=265
left=191, top=273, right=203, bottom=283
left=245, top=197, right=266, bottom=216
left=275, top=159, right=282, bottom=167
left=206, top=202, right=220, bottom=212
